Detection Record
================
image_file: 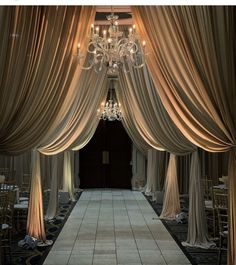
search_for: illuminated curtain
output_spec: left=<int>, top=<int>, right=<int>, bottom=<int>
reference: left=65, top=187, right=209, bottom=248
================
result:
left=117, top=57, right=211, bottom=246
left=133, top=6, right=235, bottom=262
left=160, top=154, right=180, bottom=219
left=0, top=6, right=99, bottom=241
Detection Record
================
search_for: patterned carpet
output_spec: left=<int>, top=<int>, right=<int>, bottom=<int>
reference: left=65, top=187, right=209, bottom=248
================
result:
left=146, top=195, right=227, bottom=265
left=5, top=191, right=82, bottom=265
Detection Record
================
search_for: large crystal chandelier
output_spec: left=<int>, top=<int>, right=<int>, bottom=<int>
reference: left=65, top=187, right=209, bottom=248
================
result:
left=77, top=12, right=146, bottom=75
left=97, top=80, right=122, bottom=121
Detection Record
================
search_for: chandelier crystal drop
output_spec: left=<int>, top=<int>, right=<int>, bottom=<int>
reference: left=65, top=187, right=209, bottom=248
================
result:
left=77, top=13, right=146, bottom=75
left=98, top=100, right=122, bottom=121
left=97, top=80, right=122, bottom=121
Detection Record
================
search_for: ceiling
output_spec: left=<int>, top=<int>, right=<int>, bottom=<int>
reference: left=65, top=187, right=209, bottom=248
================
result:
left=95, top=6, right=133, bottom=25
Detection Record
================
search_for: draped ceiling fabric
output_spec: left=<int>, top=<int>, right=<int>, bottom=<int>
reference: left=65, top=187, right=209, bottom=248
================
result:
left=0, top=6, right=100, bottom=241
left=0, top=6, right=95, bottom=154
left=132, top=6, right=236, bottom=263
left=118, top=61, right=211, bottom=245
left=118, top=65, right=196, bottom=155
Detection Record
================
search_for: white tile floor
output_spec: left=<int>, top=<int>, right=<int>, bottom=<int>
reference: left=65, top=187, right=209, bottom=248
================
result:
left=43, top=189, right=191, bottom=265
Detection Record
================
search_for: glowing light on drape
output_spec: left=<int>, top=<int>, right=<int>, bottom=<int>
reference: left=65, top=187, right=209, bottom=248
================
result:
left=160, top=154, right=180, bottom=219
left=132, top=6, right=235, bottom=262
left=27, top=150, right=46, bottom=241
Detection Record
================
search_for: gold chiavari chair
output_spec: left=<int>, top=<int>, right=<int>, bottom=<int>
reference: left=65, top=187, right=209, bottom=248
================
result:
left=202, top=177, right=217, bottom=237
left=0, top=189, right=15, bottom=264
left=213, top=188, right=228, bottom=265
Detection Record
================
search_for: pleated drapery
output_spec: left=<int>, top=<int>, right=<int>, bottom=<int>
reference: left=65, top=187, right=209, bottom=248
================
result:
left=45, top=155, right=59, bottom=220
left=63, top=151, right=75, bottom=201
left=132, top=6, right=236, bottom=263
left=182, top=151, right=214, bottom=248
left=160, top=154, right=180, bottom=219
left=117, top=61, right=211, bottom=246
left=0, top=6, right=95, bottom=154
left=27, top=150, right=46, bottom=241
left=118, top=66, right=196, bottom=155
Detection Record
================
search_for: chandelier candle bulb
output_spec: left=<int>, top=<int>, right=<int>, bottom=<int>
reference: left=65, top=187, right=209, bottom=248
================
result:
left=133, top=24, right=136, bottom=33
left=77, top=12, right=146, bottom=74
left=114, top=21, right=118, bottom=32
left=77, top=43, right=80, bottom=55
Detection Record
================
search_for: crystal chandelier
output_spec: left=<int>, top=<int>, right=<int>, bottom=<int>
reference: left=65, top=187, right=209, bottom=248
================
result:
left=97, top=80, right=122, bottom=121
left=77, top=12, right=146, bottom=75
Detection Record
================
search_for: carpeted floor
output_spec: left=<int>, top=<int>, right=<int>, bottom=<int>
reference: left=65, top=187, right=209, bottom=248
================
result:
left=146, top=195, right=227, bottom=265
left=4, top=191, right=82, bottom=265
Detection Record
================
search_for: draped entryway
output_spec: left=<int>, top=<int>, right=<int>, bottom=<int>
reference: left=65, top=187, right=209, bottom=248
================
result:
left=79, top=120, right=132, bottom=189
left=0, top=6, right=235, bottom=265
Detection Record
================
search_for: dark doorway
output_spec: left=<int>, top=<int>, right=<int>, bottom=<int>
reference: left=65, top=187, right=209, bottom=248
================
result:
left=79, top=120, right=132, bottom=189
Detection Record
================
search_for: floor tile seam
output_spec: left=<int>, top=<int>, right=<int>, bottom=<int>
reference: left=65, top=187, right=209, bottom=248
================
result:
left=111, top=191, right=118, bottom=265
left=135, top=191, right=167, bottom=260
left=140, top=192, right=193, bottom=265
left=66, top=192, right=91, bottom=265
left=124, top=191, right=143, bottom=264
left=92, top=191, right=104, bottom=265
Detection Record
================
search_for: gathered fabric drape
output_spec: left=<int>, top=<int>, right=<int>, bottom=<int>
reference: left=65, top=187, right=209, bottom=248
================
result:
left=117, top=60, right=213, bottom=245
left=29, top=65, right=107, bottom=240
left=63, top=151, right=75, bottom=201
left=45, top=155, right=59, bottom=220
left=118, top=65, right=195, bottom=155
left=0, top=6, right=110, bottom=241
left=182, top=151, right=214, bottom=248
left=160, top=154, right=180, bottom=219
left=145, top=149, right=168, bottom=201
left=131, top=144, right=146, bottom=190
left=0, top=6, right=95, bottom=154
left=27, top=150, right=46, bottom=241
left=132, top=6, right=236, bottom=262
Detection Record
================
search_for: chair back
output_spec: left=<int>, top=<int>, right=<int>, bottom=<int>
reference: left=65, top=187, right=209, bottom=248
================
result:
left=202, top=178, right=213, bottom=200
left=0, top=192, right=9, bottom=225
left=213, top=188, right=228, bottom=235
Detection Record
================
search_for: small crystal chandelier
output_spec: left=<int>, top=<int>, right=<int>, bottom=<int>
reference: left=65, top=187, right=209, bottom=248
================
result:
left=77, top=12, right=146, bottom=75
left=97, top=80, right=122, bottom=121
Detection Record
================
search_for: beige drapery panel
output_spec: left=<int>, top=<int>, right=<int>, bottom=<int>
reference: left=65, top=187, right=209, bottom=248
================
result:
left=116, top=82, right=150, bottom=155
left=63, top=151, right=75, bottom=201
left=28, top=66, right=107, bottom=240
left=117, top=31, right=212, bottom=247
left=133, top=6, right=235, bottom=262
left=0, top=6, right=95, bottom=154
left=45, top=155, right=59, bottom=220
left=145, top=149, right=168, bottom=201
left=27, top=150, right=46, bottom=241
left=0, top=6, right=102, bottom=241
left=118, top=65, right=196, bottom=155
left=182, top=151, right=214, bottom=248
left=160, top=154, right=180, bottom=219
left=146, top=149, right=159, bottom=197
left=131, top=144, right=146, bottom=190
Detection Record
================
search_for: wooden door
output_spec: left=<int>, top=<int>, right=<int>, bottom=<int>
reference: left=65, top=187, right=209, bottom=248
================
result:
left=79, top=120, right=132, bottom=189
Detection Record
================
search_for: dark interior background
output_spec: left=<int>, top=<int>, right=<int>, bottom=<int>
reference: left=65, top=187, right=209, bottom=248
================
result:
left=79, top=120, right=132, bottom=189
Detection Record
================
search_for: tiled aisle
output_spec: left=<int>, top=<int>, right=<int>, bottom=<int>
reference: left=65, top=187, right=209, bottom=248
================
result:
left=43, top=190, right=191, bottom=265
